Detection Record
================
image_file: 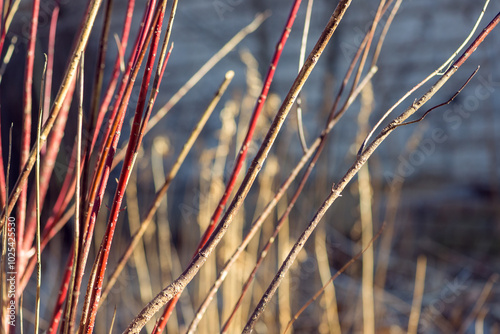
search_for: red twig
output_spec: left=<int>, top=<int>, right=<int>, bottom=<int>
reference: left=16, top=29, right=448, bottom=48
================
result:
left=42, top=5, right=59, bottom=128
left=47, top=247, right=74, bottom=333
left=125, top=0, right=352, bottom=331
left=80, top=0, right=115, bottom=231
left=69, top=1, right=156, bottom=326
left=16, top=0, right=39, bottom=310
left=81, top=2, right=169, bottom=332
left=90, top=0, right=136, bottom=152
left=18, top=82, right=75, bottom=296
left=156, top=1, right=303, bottom=328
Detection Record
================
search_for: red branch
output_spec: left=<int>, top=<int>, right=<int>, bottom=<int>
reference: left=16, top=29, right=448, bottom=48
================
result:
left=81, top=3, right=168, bottom=332
left=155, top=1, right=303, bottom=329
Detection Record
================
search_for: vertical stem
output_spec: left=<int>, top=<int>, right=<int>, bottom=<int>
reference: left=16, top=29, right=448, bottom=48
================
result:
left=64, top=54, right=84, bottom=334
left=43, top=5, right=59, bottom=125
left=34, top=55, right=47, bottom=334
left=357, top=82, right=375, bottom=334
left=407, top=256, right=427, bottom=334
left=82, top=2, right=170, bottom=332
left=17, top=0, right=39, bottom=303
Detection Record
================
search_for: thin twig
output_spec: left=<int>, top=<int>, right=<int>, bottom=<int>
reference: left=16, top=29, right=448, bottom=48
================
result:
left=34, top=53, right=47, bottom=334
left=296, top=0, right=314, bottom=153
left=371, top=0, right=402, bottom=67
left=245, top=11, right=500, bottom=333
left=18, top=0, right=40, bottom=298
left=43, top=5, right=59, bottom=125
left=357, top=80, right=375, bottom=334
left=99, top=70, right=233, bottom=306
left=81, top=2, right=170, bottom=332
left=283, top=221, right=387, bottom=334
left=124, top=2, right=353, bottom=332
left=63, top=54, right=84, bottom=334
left=393, top=66, right=479, bottom=128
left=47, top=248, right=74, bottom=333
left=157, top=0, right=303, bottom=327
left=359, top=0, right=491, bottom=154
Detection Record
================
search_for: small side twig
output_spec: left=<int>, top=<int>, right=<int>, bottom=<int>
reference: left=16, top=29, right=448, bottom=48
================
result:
left=358, top=0, right=490, bottom=155
left=392, top=66, right=479, bottom=129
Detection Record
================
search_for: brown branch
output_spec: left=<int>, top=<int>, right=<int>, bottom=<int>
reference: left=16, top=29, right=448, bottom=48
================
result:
left=123, top=1, right=354, bottom=332
left=243, top=10, right=500, bottom=333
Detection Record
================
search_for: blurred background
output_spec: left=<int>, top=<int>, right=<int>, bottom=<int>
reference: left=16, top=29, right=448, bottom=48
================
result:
left=2, top=0, right=500, bottom=332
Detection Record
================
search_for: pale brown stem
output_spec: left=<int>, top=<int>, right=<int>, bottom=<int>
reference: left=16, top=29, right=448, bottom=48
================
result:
left=124, top=1, right=353, bottom=332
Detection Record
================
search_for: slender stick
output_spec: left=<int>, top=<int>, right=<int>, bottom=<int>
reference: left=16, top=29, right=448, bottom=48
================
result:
left=243, top=11, right=500, bottom=332
left=34, top=54, right=47, bottom=334
left=17, top=0, right=39, bottom=295
left=81, top=2, right=171, bottom=331
left=90, top=0, right=136, bottom=152
left=359, top=0, right=491, bottom=154
left=73, top=3, right=161, bottom=328
left=124, top=1, right=353, bottom=332
left=357, top=81, right=375, bottom=334
left=47, top=248, right=74, bottom=333
left=314, top=225, right=342, bottom=334
left=295, top=0, right=314, bottom=153
left=22, top=14, right=70, bottom=262
left=99, top=70, right=233, bottom=306
left=79, top=0, right=115, bottom=236
left=18, top=87, right=75, bottom=295
left=63, top=54, right=84, bottom=334
left=158, top=0, right=303, bottom=327
left=43, top=5, right=59, bottom=125
left=0, top=0, right=104, bottom=231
